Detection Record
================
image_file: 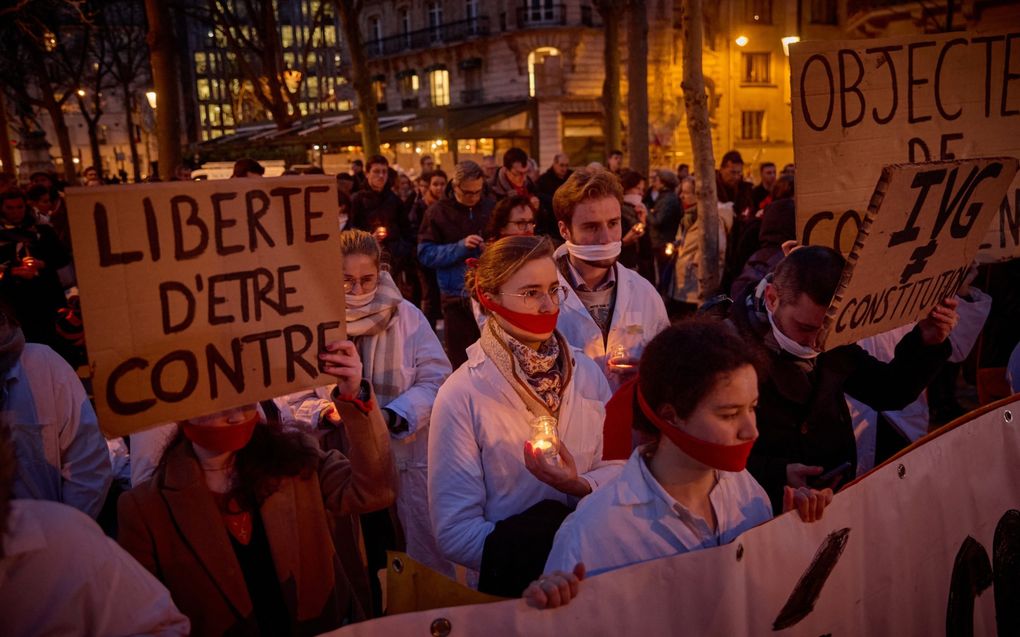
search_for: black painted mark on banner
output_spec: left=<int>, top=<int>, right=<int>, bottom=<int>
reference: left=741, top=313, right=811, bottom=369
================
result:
left=772, top=528, right=851, bottom=630
left=946, top=510, right=1020, bottom=637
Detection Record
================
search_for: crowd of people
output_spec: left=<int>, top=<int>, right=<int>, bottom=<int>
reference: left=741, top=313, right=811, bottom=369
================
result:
left=1, top=146, right=1017, bottom=634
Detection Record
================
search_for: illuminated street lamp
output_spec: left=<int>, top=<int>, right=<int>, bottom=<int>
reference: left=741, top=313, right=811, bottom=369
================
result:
left=145, top=90, right=157, bottom=109
left=781, top=36, right=801, bottom=57
left=735, top=35, right=749, bottom=47
left=76, top=88, right=86, bottom=97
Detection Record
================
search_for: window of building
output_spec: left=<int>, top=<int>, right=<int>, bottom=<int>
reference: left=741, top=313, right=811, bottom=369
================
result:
left=373, top=76, right=388, bottom=111
left=466, top=0, right=479, bottom=20
left=194, top=52, right=208, bottom=75
left=427, top=67, right=449, bottom=106
left=741, top=52, right=771, bottom=84
left=744, top=0, right=772, bottom=24
left=740, top=111, right=765, bottom=140
left=369, top=15, right=382, bottom=53
left=528, top=47, right=561, bottom=97
left=810, top=0, right=837, bottom=25
left=398, top=70, right=420, bottom=108
left=197, top=78, right=211, bottom=101
left=427, top=2, right=443, bottom=41
left=282, top=25, right=295, bottom=48
left=323, top=25, right=337, bottom=46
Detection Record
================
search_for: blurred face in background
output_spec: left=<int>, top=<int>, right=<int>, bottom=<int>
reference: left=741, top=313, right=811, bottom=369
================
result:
left=427, top=175, right=447, bottom=201
left=367, top=162, right=389, bottom=192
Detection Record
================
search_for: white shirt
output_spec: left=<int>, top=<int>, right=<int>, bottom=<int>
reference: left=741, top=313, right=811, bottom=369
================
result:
left=428, top=338, right=622, bottom=570
left=545, top=446, right=773, bottom=577
left=4, top=343, right=112, bottom=518
left=553, top=245, right=670, bottom=392
left=0, top=499, right=190, bottom=637
left=848, top=289, right=992, bottom=474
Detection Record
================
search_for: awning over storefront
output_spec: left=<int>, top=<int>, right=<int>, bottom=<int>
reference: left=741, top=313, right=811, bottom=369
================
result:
left=197, top=101, right=531, bottom=155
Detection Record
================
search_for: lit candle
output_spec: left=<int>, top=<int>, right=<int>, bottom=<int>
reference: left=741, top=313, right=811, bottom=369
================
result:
left=664, top=243, right=675, bottom=256
left=529, top=416, right=559, bottom=459
left=375, top=226, right=388, bottom=240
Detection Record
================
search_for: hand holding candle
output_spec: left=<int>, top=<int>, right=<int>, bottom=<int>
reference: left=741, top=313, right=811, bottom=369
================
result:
left=607, top=344, right=639, bottom=377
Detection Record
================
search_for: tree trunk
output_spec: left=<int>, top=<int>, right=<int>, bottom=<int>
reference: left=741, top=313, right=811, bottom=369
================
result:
left=85, top=123, right=103, bottom=174
left=0, top=92, right=15, bottom=174
left=626, top=0, right=649, bottom=177
left=601, top=9, right=622, bottom=155
left=42, top=95, right=75, bottom=183
left=123, top=87, right=142, bottom=182
left=145, top=0, right=182, bottom=180
left=336, top=0, right=379, bottom=157
left=681, top=0, right=720, bottom=297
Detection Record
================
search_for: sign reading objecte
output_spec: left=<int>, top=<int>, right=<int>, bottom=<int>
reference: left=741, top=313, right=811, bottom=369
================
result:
left=67, top=176, right=346, bottom=437
left=791, top=29, right=1020, bottom=261
left=817, top=158, right=1017, bottom=351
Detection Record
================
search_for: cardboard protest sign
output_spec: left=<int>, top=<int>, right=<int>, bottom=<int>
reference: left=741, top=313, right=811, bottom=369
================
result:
left=67, top=176, right=346, bottom=437
left=790, top=29, right=1020, bottom=261
left=817, top=157, right=1017, bottom=351
left=326, top=397, right=1020, bottom=636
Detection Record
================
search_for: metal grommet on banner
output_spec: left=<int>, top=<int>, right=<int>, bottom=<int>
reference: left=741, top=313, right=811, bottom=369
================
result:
left=1004, top=409, right=1013, bottom=424
left=736, top=543, right=744, bottom=561
left=392, top=557, right=404, bottom=573
left=430, top=617, right=452, bottom=637
left=897, top=464, right=906, bottom=479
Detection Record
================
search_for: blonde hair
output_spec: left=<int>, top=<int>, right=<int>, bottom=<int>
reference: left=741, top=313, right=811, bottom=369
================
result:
left=338, top=229, right=380, bottom=266
left=465, top=235, right=555, bottom=307
left=552, top=166, right=624, bottom=227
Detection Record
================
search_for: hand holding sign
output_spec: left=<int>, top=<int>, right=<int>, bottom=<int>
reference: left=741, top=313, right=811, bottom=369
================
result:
left=319, top=340, right=363, bottom=398
left=917, top=297, right=959, bottom=346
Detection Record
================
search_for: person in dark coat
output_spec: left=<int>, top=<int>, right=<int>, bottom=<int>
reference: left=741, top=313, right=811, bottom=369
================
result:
left=729, top=246, right=957, bottom=512
left=351, top=155, right=414, bottom=298
left=0, top=190, right=72, bottom=360
left=418, top=160, right=495, bottom=369
left=716, top=150, right=755, bottom=290
left=729, top=196, right=796, bottom=299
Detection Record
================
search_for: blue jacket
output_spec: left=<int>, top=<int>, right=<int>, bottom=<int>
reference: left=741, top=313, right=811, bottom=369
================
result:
left=417, top=196, right=494, bottom=297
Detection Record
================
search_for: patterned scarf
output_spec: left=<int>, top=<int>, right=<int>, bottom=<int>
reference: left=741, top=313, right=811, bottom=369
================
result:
left=480, top=319, right=570, bottom=417
left=346, top=270, right=403, bottom=405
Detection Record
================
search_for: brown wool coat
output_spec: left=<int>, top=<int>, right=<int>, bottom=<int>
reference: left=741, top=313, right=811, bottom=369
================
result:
left=117, top=398, right=396, bottom=637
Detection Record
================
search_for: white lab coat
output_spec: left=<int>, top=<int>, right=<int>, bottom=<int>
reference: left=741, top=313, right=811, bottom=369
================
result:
left=1, top=499, right=190, bottom=637
left=5, top=343, right=112, bottom=518
left=428, top=338, right=622, bottom=571
left=545, top=446, right=772, bottom=577
left=848, top=288, right=992, bottom=474
left=553, top=245, right=671, bottom=392
left=280, top=299, right=454, bottom=575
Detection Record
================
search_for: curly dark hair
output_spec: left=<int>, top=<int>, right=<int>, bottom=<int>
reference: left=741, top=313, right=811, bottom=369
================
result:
left=635, top=320, right=765, bottom=439
left=157, top=412, right=319, bottom=512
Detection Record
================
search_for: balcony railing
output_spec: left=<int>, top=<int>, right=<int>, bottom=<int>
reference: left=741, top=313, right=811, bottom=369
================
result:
left=517, top=3, right=567, bottom=27
left=366, top=16, right=490, bottom=59
left=460, top=89, right=484, bottom=105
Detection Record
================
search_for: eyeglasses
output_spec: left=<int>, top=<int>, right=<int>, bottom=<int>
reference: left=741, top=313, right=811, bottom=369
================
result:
left=343, top=275, right=378, bottom=293
left=498, top=286, right=568, bottom=309
left=456, top=185, right=483, bottom=197
left=507, top=220, right=536, bottom=231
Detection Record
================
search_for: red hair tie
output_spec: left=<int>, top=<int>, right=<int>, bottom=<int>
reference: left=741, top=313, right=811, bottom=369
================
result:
left=465, top=257, right=480, bottom=269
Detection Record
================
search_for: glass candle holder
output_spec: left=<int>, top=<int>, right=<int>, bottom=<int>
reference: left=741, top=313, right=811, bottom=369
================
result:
left=529, top=416, right=559, bottom=459
left=610, top=344, right=637, bottom=370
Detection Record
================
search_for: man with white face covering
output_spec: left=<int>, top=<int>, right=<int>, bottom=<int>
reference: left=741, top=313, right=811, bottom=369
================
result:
left=728, top=246, right=959, bottom=512
left=552, top=167, right=669, bottom=393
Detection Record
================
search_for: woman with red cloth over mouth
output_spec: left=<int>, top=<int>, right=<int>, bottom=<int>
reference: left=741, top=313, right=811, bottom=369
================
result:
left=527, top=320, right=834, bottom=609
left=428, top=235, right=623, bottom=597
left=116, top=342, right=395, bottom=636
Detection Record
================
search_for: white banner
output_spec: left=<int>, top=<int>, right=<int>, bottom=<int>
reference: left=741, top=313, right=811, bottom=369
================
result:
left=326, top=397, right=1020, bottom=636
